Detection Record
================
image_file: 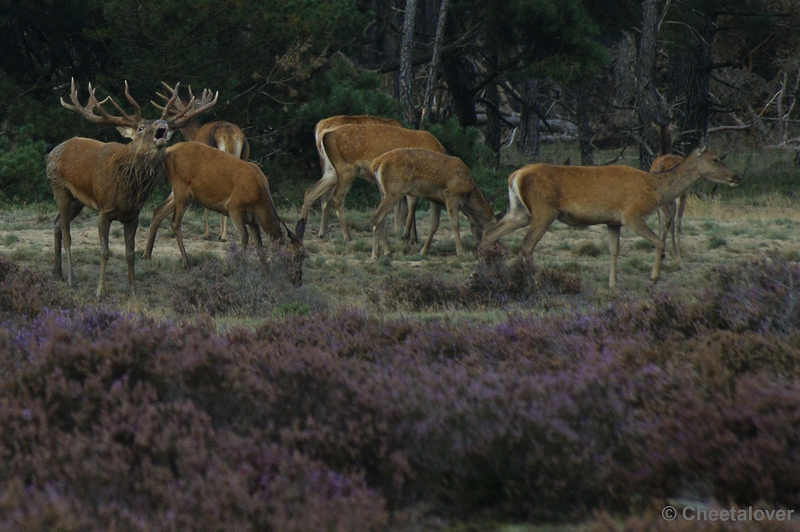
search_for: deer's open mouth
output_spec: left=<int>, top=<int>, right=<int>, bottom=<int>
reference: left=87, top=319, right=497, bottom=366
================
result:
left=154, top=124, right=168, bottom=147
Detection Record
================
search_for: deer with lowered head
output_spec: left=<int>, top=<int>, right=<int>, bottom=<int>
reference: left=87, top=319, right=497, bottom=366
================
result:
left=142, top=142, right=306, bottom=286
left=481, top=143, right=739, bottom=289
left=300, top=123, right=446, bottom=241
left=370, top=148, right=497, bottom=259
left=308, top=115, right=425, bottom=242
left=152, top=82, right=250, bottom=241
left=48, top=79, right=217, bottom=300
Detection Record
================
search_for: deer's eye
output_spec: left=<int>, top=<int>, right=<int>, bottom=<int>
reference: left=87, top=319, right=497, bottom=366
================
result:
left=713, top=157, right=720, bottom=163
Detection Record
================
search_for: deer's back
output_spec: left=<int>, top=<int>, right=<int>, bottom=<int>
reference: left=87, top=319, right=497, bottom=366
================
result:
left=166, top=142, right=268, bottom=205
left=195, top=121, right=249, bottom=160
left=513, top=163, right=660, bottom=221
left=323, top=125, right=445, bottom=166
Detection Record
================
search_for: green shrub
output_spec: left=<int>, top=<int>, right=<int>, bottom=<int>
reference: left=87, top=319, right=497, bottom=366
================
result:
left=0, top=125, right=49, bottom=204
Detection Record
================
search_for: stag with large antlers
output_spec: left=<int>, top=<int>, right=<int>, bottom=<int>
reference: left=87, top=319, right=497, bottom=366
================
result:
left=142, top=142, right=306, bottom=285
left=300, top=123, right=446, bottom=241
left=48, top=79, right=217, bottom=299
left=482, top=145, right=739, bottom=289
left=152, top=82, right=250, bottom=241
left=370, top=148, right=496, bottom=259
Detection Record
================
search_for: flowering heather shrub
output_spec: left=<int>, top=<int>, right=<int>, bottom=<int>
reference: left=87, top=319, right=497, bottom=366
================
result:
left=170, top=242, right=323, bottom=317
left=378, top=244, right=580, bottom=311
left=0, top=255, right=74, bottom=321
left=1, top=258, right=800, bottom=526
left=698, top=256, right=800, bottom=333
left=0, top=310, right=386, bottom=531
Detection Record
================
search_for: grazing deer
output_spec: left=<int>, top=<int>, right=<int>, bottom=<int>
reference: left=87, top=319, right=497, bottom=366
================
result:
left=370, top=148, right=497, bottom=259
left=300, top=123, right=446, bottom=241
left=309, top=115, right=420, bottom=241
left=153, top=82, right=250, bottom=241
left=650, top=122, right=685, bottom=261
left=48, top=79, right=217, bottom=299
left=142, top=142, right=306, bottom=285
left=482, top=145, right=739, bottom=289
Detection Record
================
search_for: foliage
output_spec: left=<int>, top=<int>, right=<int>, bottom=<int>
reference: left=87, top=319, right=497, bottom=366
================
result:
left=0, top=255, right=74, bottom=323
left=0, top=126, right=50, bottom=204
left=169, top=241, right=323, bottom=317
left=0, top=256, right=799, bottom=526
left=376, top=243, right=581, bottom=311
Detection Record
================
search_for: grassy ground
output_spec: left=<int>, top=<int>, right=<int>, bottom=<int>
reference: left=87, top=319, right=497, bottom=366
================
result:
left=1, top=178, right=798, bottom=326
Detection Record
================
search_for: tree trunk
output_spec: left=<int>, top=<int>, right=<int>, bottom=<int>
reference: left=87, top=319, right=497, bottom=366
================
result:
left=519, top=77, right=541, bottom=157
left=577, top=88, right=595, bottom=165
left=667, top=15, right=717, bottom=153
left=636, top=0, right=660, bottom=169
left=421, top=0, right=450, bottom=125
left=400, top=0, right=419, bottom=127
left=485, top=53, right=501, bottom=168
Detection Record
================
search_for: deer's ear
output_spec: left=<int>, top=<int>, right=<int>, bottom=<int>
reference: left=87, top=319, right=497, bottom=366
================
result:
left=166, top=129, right=176, bottom=141
left=116, top=126, right=135, bottom=139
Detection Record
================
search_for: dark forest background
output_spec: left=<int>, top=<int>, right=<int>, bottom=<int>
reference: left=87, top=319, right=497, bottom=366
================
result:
left=1, top=0, right=798, bottom=205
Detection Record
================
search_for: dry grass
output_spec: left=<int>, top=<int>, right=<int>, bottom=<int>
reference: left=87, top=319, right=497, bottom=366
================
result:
left=1, top=188, right=798, bottom=324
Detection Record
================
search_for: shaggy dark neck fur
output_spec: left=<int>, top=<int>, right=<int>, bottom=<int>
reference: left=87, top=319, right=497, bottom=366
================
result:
left=113, top=146, right=168, bottom=211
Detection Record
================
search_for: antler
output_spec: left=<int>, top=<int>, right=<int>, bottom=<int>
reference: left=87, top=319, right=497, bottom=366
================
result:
left=152, top=81, right=187, bottom=114
left=151, top=81, right=218, bottom=129
left=164, top=87, right=218, bottom=129
left=60, top=78, right=143, bottom=127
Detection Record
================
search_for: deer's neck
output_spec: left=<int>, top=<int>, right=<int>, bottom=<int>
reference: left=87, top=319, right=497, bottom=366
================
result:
left=652, top=156, right=703, bottom=205
left=179, top=121, right=201, bottom=142
left=113, top=145, right=168, bottom=211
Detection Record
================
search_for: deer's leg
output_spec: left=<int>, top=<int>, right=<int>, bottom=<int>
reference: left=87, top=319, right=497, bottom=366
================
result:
left=301, top=167, right=337, bottom=238
left=229, top=211, right=249, bottom=248
left=624, top=217, right=664, bottom=286
left=169, top=199, right=191, bottom=269
left=393, top=196, right=406, bottom=233
left=96, top=212, right=112, bottom=300
left=607, top=224, right=621, bottom=290
left=331, top=175, right=355, bottom=242
left=481, top=206, right=531, bottom=246
left=53, top=213, right=63, bottom=279
left=53, top=197, right=83, bottom=286
left=143, top=194, right=176, bottom=259
left=420, top=203, right=442, bottom=256
left=123, top=217, right=139, bottom=298
left=445, top=195, right=465, bottom=256
left=203, top=208, right=212, bottom=240
left=519, top=211, right=556, bottom=258
left=371, top=196, right=402, bottom=259
left=248, top=224, right=262, bottom=246
left=318, top=187, right=334, bottom=239
left=676, top=193, right=687, bottom=262
left=220, top=214, right=228, bottom=242
left=402, top=196, right=419, bottom=244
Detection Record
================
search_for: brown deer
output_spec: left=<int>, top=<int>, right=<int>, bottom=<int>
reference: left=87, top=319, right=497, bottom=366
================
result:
left=481, top=145, right=739, bottom=289
left=309, top=115, right=420, bottom=241
left=650, top=122, right=685, bottom=261
left=153, top=82, right=250, bottom=241
left=48, top=79, right=217, bottom=299
left=370, top=148, right=497, bottom=259
left=142, top=142, right=306, bottom=285
left=300, top=123, right=446, bottom=241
